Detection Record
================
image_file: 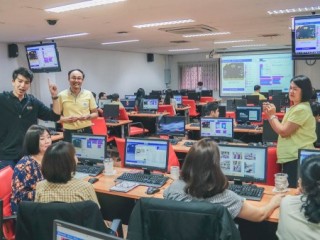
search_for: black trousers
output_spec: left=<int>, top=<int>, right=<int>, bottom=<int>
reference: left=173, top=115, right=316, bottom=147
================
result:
left=282, top=159, right=298, bottom=188
left=63, top=127, right=93, bottom=143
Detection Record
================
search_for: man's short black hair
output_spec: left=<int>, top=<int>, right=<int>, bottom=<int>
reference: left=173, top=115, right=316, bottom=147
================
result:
left=254, top=85, right=261, bottom=91
left=112, top=93, right=120, bottom=101
left=204, top=102, right=219, bottom=116
left=68, top=69, right=85, bottom=79
left=197, top=82, right=204, bottom=86
left=12, top=67, right=34, bottom=83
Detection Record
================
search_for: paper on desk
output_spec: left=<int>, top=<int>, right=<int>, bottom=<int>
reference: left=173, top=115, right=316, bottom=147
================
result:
left=110, top=181, right=140, bottom=192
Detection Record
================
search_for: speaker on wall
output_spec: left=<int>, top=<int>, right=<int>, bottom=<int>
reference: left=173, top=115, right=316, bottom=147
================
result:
left=8, top=43, right=19, bottom=58
left=147, top=53, right=154, bottom=62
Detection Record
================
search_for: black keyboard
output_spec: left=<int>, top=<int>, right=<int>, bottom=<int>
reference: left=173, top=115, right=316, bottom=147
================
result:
left=228, top=184, right=264, bottom=201
left=190, top=123, right=200, bottom=127
left=235, top=124, right=258, bottom=129
left=184, top=141, right=195, bottom=147
left=116, top=172, right=169, bottom=188
left=169, top=139, right=179, bottom=145
left=76, top=165, right=104, bottom=177
left=106, top=119, right=119, bottom=123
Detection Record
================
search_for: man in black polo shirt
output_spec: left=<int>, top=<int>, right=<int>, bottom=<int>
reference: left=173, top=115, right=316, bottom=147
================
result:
left=0, top=67, right=61, bottom=169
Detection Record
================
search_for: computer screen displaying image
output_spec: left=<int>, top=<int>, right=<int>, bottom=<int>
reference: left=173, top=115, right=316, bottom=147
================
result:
left=219, top=144, right=267, bottom=183
left=53, top=220, right=122, bottom=240
left=298, top=148, right=320, bottom=166
left=125, top=95, right=136, bottom=100
left=142, top=98, right=159, bottom=111
left=72, top=133, right=107, bottom=165
left=98, top=99, right=112, bottom=109
left=235, top=106, right=262, bottom=124
left=120, top=99, right=135, bottom=110
left=173, top=95, right=182, bottom=105
left=124, top=137, right=169, bottom=173
left=156, top=116, right=185, bottom=137
left=200, top=117, right=234, bottom=142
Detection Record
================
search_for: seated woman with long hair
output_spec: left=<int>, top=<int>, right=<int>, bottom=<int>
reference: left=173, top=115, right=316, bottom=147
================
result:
left=35, top=141, right=99, bottom=207
left=164, top=139, right=283, bottom=221
left=11, top=125, right=52, bottom=213
left=277, top=155, right=320, bottom=239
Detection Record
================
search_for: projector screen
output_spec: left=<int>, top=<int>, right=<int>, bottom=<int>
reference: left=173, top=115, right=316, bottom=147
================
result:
left=220, top=53, right=293, bottom=97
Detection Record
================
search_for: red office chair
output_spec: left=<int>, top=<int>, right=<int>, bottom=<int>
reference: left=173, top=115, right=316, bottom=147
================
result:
left=0, top=166, right=15, bottom=240
left=182, top=99, right=199, bottom=118
left=118, top=108, right=149, bottom=136
left=158, top=105, right=175, bottom=116
left=199, top=96, right=215, bottom=103
left=91, top=117, right=115, bottom=143
left=115, top=137, right=125, bottom=168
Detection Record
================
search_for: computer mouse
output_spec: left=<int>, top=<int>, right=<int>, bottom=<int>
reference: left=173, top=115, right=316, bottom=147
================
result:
left=146, top=187, right=160, bottom=195
left=88, top=177, right=99, bottom=184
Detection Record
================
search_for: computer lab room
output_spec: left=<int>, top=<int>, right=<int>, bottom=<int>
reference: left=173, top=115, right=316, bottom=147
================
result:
left=1, top=1, right=320, bottom=240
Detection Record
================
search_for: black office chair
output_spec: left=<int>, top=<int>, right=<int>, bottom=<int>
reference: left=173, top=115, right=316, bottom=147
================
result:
left=15, top=200, right=122, bottom=240
left=127, top=198, right=241, bottom=240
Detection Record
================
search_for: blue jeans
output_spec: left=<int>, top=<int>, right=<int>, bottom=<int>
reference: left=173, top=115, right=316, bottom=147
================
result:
left=0, top=159, right=16, bottom=170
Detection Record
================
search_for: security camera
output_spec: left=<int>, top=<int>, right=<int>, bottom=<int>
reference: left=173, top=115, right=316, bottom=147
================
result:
left=46, top=19, right=58, bottom=26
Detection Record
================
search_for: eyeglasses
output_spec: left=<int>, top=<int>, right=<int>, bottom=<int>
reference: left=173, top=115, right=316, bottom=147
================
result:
left=70, top=77, right=83, bottom=80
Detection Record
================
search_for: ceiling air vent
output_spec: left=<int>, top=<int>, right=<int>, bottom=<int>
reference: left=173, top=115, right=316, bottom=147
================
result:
left=159, top=24, right=218, bottom=35
left=170, top=40, right=189, bottom=44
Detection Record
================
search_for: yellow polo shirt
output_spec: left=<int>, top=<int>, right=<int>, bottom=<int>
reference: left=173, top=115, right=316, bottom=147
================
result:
left=252, top=92, right=267, bottom=100
left=59, top=89, right=97, bottom=130
left=277, top=102, right=316, bottom=164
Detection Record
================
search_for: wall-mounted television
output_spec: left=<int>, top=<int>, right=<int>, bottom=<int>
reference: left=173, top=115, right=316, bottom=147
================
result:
left=25, top=42, right=61, bottom=73
left=220, top=53, right=293, bottom=97
left=292, top=15, right=320, bottom=60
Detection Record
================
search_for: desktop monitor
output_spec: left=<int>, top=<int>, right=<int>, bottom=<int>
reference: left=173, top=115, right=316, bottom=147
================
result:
left=268, top=90, right=282, bottom=97
left=125, top=95, right=136, bottom=100
left=218, top=106, right=226, bottom=117
left=201, top=90, right=213, bottom=97
left=173, top=95, right=182, bottom=105
left=120, top=99, right=135, bottom=110
left=142, top=98, right=159, bottom=111
left=235, top=106, right=262, bottom=124
left=187, top=92, right=201, bottom=101
left=200, top=117, right=234, bottom=142
left=124, top=137, right=169, bottom=174
left=71, top=133, right=107, bottom=165
left=298, top=148, right=320, bottom=173
left=37, top=119, right=56, bottom=132
left=316, top=91, right=320, bottom=103
left=219, top=144, right=268, bottom=183
left=103, top=104, right=119, bottom=119
left=156, top=115, right=185, bottom=137
left=226, top=99, right=235, bottom=112
left=53, top=220, right=122, bottom=240
left=270, top=97, right=282, bottom=112
left=245, top=95, right=260, bottom=106
left=234, top=99, right=247, bottom=107
left=98, top=99, right=112, bottom=109
left=262, top=120, right=278, bottom=143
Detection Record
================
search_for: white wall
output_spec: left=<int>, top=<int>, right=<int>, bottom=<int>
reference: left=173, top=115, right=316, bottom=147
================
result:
left=0, top=43, right=167, bottom=105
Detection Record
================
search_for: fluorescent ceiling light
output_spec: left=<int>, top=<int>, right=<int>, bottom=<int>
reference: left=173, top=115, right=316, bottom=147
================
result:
left=183, top=32, right=230, bottom=38
left=46, top=33, right=89, bottom=40
left=101, top=39, right=139, bottom=45
left=232, top=44, right=266, bottom=48
left=133, top=19, right=194, bottom=29
left=215, top=40, right=253, bottom=44
left=268, top=6, right=320, bottom=15
left=168, top=48, right=200, bottom=52
left=45, top=0, right=126, bottom=13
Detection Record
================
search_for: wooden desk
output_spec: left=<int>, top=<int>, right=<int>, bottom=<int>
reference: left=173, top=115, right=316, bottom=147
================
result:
left=106, top=120, right=132, bottom=138
left=185, top=123, right=263, bottom=134
left=92, top=167, right=293, bottom=223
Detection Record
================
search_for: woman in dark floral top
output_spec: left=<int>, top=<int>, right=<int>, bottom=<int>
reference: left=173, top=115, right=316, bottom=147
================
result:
left=11, top=125, right=52, bottom=213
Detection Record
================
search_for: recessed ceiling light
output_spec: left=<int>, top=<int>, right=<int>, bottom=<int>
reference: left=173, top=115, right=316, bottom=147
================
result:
left=215, top=40, right=253, bottom=44
left=133, top=19, right=195, bottom=29
left=101, top=39, right=139, bottom=45
left=183, top=32, right=230, bottom=38
left=45, top=0, right=126, bottom=13
left=168, top=48, right=200, bottom=52
left=267, top=6, right=320, bottom=15
left=232, top=44, right=267, bottom=48
left=46, top=33, right=89, bottom=40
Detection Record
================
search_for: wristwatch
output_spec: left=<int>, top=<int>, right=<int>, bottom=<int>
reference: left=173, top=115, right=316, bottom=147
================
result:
left=52, top=96, right=59, bottom=100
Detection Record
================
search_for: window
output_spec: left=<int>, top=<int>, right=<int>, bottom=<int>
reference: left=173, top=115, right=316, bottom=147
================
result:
left=179, top=61, right=219, bottom=90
